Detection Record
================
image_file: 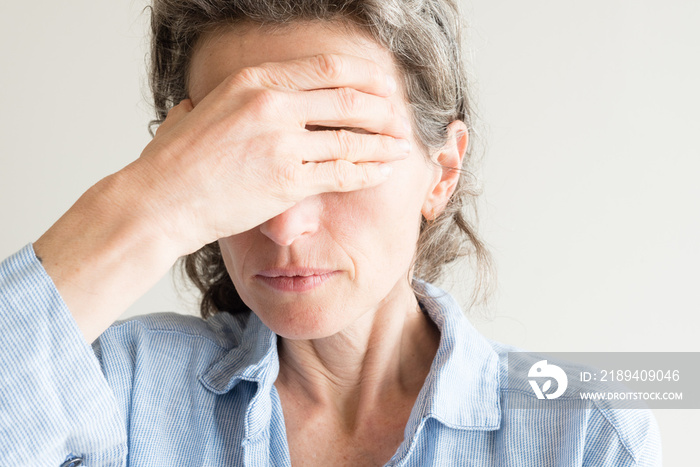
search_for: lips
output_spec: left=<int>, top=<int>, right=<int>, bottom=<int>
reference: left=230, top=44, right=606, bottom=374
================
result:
left=255, top=268, right=339, bottom=293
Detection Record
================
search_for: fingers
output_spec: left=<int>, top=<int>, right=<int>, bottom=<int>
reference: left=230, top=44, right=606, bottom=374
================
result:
left=294, top=126, right=410, bottom=196
left=304, top=160, right=395, bottom=194
left=298, top=129, right=411, bottom=164
left=300, top=87, right=410, bottom=139
left=252, top=53, right=397, bottom=96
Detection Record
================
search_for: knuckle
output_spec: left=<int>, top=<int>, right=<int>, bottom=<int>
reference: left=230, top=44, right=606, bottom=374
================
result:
left=314, top=53, right=344, bottom=82
left=255, top=62, right=287, bottom=88
left=179, top=99, right=194, bottom=112
left=332, top=162, right=352, bottom=190
left=249, top=89, right=282, bottom=117
left=377, top=134, right=394, bottom=154
left=232, top=66, right=261, bottom=86
left=336, top=87, right=362, bottom=116
left=158, top=100, right=190, bottom=133
left=153, top=122, right=166, bottom=137
left=333, top=130, right=357, bottom=157
left=359, top=164, right=373, bottom=186
left=165, top=104, right=180, bottom=119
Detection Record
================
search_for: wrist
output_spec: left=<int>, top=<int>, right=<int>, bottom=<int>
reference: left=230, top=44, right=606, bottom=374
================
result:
left=106, top=159, right=195, bottom=259
left=33, top=166, right=187, bottom=342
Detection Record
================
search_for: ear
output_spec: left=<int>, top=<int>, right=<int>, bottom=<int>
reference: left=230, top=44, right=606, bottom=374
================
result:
left=421, top=120, right=469, bottom=221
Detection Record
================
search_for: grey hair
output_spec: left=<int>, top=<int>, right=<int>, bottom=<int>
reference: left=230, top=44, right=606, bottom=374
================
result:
left=148, top=0, right=494, bottom=318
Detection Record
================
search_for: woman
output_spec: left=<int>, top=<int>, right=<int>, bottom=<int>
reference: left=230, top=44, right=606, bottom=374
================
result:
left=0, top=0, right=660, bottom=465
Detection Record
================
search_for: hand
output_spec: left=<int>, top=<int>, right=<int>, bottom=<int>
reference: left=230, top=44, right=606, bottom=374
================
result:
left=132, top=53, right=411, bottom=255
left=32, top=53, right=411, bottom=343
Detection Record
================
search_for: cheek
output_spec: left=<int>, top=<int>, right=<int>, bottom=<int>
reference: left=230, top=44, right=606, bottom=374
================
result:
left=218, top=233, right=255, bottom=281
left=220, top=157, right=431, bottom=279
left=369, top=158, right=432, bottom=227
left=324, top=166, right=427, bottom=264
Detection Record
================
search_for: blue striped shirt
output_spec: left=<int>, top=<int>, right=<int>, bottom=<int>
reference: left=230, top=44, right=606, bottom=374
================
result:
left=0, top=244, right=661, bottom=466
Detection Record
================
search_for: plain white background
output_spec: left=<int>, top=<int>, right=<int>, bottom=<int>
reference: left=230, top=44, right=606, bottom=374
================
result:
left=1, top=0, right=697, bottom=464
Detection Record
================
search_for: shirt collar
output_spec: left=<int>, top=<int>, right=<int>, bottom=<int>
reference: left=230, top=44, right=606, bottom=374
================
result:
left=199, top=280, right=502, bottom=434
left=199, top=313, right=280, bottom=440
left=410, top=280, right=501, bottom=431
left=199, top=313, right=279, bottom=395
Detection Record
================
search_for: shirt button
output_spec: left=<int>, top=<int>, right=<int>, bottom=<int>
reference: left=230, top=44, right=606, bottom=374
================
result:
left=60, top=456, right=83, bottom=467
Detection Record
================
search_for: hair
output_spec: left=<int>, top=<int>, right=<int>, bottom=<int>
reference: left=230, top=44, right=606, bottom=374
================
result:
left=148, top=0, right=494, bottom=318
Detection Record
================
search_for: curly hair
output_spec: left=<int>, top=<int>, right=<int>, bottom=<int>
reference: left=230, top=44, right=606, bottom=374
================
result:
left=148, top=0, right=493, bottom=318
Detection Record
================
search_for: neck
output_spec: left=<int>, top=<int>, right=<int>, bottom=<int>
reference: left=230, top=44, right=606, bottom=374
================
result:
left=275, top=280, right=440, bottom=431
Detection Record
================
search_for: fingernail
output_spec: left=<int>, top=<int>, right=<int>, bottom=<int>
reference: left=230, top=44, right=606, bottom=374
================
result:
left=381, top=164, right=394, bottom=177
left=402, top=117, right=412, bottom=133
left=386, top=75, right=397, bottom=94
left=398, top=138, right=412, bottom=154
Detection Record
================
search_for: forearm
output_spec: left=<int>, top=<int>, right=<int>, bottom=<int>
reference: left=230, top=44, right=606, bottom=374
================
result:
left=0, top=246, right=127, bottom=464
left=33, top=162, right=182, bottom=344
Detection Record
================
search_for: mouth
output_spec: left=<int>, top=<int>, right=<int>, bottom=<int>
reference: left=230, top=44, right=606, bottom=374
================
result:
left=255, top=269, right=339, bottom=293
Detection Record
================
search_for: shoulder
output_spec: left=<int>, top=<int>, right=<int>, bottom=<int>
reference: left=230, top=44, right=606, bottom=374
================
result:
left=105, top=311, right=249, bottom=348
left=487, top=340, right=662, bottom=466
left=92, top=311, right=253, bottom=367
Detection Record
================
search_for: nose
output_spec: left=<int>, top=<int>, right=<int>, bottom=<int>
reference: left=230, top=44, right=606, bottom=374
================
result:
left=259, top=198, right=321, bottom=246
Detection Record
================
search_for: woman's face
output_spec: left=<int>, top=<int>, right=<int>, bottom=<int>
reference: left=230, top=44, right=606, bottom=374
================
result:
left=188, top=21, right=444, bottom=339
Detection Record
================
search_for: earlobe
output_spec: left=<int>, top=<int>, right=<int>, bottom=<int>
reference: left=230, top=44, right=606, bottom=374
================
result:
left=421, top=120, right=469, bottom=221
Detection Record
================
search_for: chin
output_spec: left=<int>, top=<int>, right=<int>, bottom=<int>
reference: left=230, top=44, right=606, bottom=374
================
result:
left=258, top=310, right=345, bottom=340
left=255, top=300, right=355, bottom=340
